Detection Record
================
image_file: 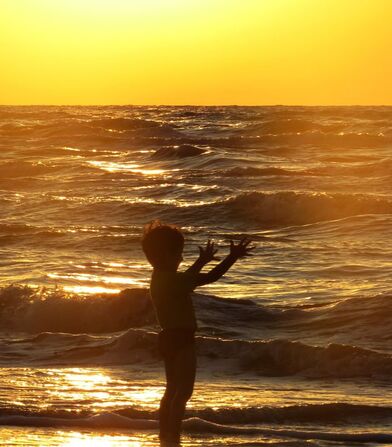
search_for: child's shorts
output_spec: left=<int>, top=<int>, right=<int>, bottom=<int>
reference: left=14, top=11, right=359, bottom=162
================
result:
left=158, top=328, right=195, bottom=360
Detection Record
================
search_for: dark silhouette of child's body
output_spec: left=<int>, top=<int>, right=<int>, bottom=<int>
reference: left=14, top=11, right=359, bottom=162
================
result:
left=142, top=221, right=253, bottom=444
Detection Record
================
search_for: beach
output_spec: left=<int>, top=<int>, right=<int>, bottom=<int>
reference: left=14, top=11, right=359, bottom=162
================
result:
left=0, top=105, right=391, bottom=446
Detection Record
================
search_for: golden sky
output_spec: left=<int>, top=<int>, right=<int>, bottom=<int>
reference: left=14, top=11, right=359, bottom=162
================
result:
left=1, top=0, right=391, bottom=105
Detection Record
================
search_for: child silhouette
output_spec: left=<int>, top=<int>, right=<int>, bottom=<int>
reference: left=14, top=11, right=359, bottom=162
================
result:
left=142, top=221, right=254, bottom=444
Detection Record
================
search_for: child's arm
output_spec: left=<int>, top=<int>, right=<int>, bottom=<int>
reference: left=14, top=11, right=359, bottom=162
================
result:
left=194, top=238, right=254, bottom=286
left=186, top=240, right=219, bottom=274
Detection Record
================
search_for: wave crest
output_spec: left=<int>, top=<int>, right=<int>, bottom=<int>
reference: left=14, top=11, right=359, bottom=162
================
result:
left=0, top=286, right=154, bottom=333
left=220, top=191, right=392, bottom=226
left=1, top=402, right=391, bottom=425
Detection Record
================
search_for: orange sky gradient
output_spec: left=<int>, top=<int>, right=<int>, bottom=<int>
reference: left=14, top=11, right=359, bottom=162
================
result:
left=1, top=0, right=391, bottom=105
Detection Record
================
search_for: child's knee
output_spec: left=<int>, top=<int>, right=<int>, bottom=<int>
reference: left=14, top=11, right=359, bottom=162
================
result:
left=177, top=383, right=194, bottom=402
left=162, top=386, right=176, bottom=401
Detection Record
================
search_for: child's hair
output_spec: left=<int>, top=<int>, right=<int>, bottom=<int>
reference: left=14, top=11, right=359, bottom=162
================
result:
left=142, top=220, right=184, bottom=268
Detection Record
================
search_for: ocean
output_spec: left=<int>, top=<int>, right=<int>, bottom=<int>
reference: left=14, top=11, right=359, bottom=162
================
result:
left=0, top=105, right=391, bottom=446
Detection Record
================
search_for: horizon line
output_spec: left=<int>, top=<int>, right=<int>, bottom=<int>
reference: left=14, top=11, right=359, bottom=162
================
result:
left=1, top=103, right=392, bottom=107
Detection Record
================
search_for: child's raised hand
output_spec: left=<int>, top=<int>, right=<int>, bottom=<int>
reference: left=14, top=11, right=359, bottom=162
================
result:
left=229, top=237, right=255, bottom=259
left=198, top=240, right=219, bottom=264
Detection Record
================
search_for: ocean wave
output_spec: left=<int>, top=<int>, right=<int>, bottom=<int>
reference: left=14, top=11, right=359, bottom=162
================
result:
left=9, top=117, right=387, bottom=149
left=1, top=286, right=391, bottom=344
left=121, top=402, right=392, bottom=425
left=4, top=327, right=392, bottom=379
left=0, top=161, right=62, bottom=178
left=0, top=117, right=180, bottom=140
left=1, top=402, right=391, bottom=425
left=222, top=159, right=392, bottom=178
left=125, top=123, right=182, bottom=138
left=0, top=412, right=391, bottom=443
left=30, top=191, right=391, bottom=228
left=197, top=288, right=392, bottom=348
left=89, top=117, right=163, bottom=130
left=0, top=286, right=269, bottom=334
left=308, top=158, right=392, bottom=177
left=0, top=223, right=37, bottom=234
left=1, top=286, right=392, bottom=378
left=191, top=403, right=392, bottom=425
left=292, top=294, right=392, bottom=343
left=245, top=119, right=346, bottom=135
left=222, top=167, right=308, bottom=177
left=218, top=191, right=392, bottom=226
left=261, top=106, right=392, bottom=120
left=0, top=286, right=154, bottom=334
left=196, top=336, right=392, bottom=379
left=0, top=223, right=142, bottom=251
left=318, top=154, right=381, bottom=163
left=237, top=131, right=390, bottom=148
left=151, top=144, right=206, bottom=158
left=0, top=121, right=102, bottom=138
left=0, top=108, right=75, bottom=120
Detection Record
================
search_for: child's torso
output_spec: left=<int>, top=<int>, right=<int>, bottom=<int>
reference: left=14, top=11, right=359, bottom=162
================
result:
left=150, top=270, right=197, bottom=331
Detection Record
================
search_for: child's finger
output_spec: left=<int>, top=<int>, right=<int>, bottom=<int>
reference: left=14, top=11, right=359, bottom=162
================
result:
left=239, top=236, right=251, bottom=247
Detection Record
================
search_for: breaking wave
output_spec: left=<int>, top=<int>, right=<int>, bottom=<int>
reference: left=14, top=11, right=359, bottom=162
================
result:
left=1, top=402, right=391, bottom=425
left=25, top=191, right=391, bottom=228
left=0, top=285, right=391, bottom=341
left=0, top=286, right=154, bottom=333
left=3, top=327, right=392, bottom=380
left=0, top=411, right=391, bottom=443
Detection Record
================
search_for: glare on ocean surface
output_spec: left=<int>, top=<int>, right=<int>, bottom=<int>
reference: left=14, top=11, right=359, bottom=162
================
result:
left=63, top=369, right=111, bottom=389
left=0, top=429, right=151, bottom=447
left=36, top=368, right=165, bottom=411
left=64, top=285, right=122, bottom=294
left=88, top=160, right=168, bottom=176
left=48, top=273, right=144, bottom=296
left=59, top=432, right=145, bottom=447
left=48, top=273, right=144, bottom=286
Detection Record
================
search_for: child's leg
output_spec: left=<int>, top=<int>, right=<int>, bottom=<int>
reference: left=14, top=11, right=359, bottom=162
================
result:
left=159, top=355, right=177, bottom=440
left=167, top=344, right=196, bottom=440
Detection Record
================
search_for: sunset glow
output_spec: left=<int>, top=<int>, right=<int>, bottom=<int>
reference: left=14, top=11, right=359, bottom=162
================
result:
left=1, top=1, right=392, bottom=445
left=1, top=0, right=392, bottom=105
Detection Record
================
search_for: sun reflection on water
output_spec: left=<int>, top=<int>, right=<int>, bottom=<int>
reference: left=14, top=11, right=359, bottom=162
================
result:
left=0, top=428, right=158, bottom=447
left=63, top=369, right=111, bottom=390
left=63, top=285, right=122, bottom=294
left=37, top=368, right=164, bottom=412
left=59, top=432, right=145, bottom=447
left=47, top=272, right=146, bottom=295
left=88, top=160, right=169, bottom=176
left=47, top=273, right=144, bottom=286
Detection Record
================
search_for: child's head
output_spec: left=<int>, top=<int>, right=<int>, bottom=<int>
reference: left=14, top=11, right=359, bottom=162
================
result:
left=142, top=221, right=184, bottom=270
